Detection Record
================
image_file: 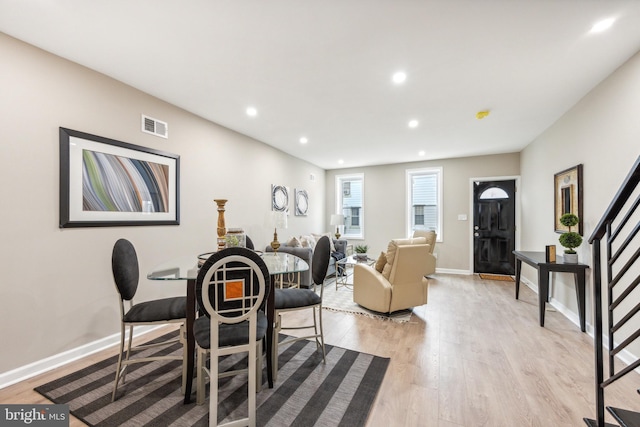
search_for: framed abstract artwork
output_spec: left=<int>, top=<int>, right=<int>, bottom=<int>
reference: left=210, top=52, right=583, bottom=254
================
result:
left=554, top=164, right=583, bottom=234
left=271, top=184, right=289, bottom=212
left=294, top=189, right=309, bottom=216
left=59, top=127, right=180, bottom=227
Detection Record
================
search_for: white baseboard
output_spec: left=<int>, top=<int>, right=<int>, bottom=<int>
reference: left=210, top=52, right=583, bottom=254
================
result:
left=434, top=268, right=472, bottom=275
left=0, top=325, right=160, bottom=390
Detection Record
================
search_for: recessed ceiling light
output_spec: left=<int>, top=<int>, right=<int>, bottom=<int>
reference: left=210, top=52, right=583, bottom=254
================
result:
left=338, top=159, right=344, bottom=165
left=408, top=119, right=419, bottom=128
left=246, top=106, right=257, bottom=117
left=299, top=137, right=308, bottom=144
left=590, top=17, right=615, bottom=33
left=418, top=151, right=425, bottom=156
left=392, top=71, right=407, bottom=84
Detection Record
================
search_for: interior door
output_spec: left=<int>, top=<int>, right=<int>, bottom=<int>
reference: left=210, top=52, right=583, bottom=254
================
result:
left=473, top=180, right=516, bottom=275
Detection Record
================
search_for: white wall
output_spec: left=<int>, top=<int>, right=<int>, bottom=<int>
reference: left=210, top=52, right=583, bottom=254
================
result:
left=0, top=33, right=325, bottom=374
left=325, top=153, right=520, bottom=271
left=520, top=50, right=640, bottom=335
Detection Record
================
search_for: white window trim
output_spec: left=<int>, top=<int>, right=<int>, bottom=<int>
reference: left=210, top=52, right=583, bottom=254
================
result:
left=406, top=167, right=443, bottom=241
left=336, top=173, right=364, bottom=239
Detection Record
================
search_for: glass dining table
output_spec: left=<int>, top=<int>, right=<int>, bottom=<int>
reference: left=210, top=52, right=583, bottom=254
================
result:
left=147, top=250, right=309, bottom=404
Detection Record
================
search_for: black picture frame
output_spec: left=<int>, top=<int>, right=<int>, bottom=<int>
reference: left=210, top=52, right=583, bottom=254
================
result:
left=554, top=164, right=583, bottom=235
left=59, top=127, right=180, bottom=228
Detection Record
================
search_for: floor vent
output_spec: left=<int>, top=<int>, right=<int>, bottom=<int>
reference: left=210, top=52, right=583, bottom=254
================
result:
left=141, top=114, right=168, bottom=138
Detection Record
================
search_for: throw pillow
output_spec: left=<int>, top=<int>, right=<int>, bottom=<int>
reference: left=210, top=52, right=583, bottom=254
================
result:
left=312, top=232, right=336, bottom=252
left=300, top=235, right=316, bottom=250
left=287, top=236, right=301, bottom=247
left=375, top=251, right=386, bottom=273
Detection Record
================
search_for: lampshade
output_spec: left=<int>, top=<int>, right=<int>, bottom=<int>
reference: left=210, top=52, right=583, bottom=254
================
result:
left=330, top=214, right=345, bottom=226
left=272, top=211, right=288, bottom=229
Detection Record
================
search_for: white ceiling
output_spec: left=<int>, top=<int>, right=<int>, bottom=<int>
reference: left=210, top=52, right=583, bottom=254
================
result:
left=2, top=1, right=640, bottom=170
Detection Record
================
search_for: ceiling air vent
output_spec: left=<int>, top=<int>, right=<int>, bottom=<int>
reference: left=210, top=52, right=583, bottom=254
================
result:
left=141, top=114, right=168, bottom=139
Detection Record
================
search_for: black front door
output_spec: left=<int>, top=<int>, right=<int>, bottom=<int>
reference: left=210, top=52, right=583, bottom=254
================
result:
left=473, top=180, right=516, bottom=275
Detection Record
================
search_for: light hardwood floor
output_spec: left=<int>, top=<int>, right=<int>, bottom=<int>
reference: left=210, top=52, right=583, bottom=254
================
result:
left=2, top=273, right=639, bottom=426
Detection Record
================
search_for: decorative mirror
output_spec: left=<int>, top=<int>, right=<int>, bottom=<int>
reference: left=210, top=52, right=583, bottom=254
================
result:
left=295, top=189, right=309, bottom=216
left=271, top=184, right=289, bottom=212
left=554, top=164, right=583, bottom=234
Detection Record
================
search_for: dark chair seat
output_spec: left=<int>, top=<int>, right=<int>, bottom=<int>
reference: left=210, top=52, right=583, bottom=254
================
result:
left=123, top=297, right=187, bottom=323
left=193, top=311, right=267, bottom=349
left=275, top=288, right=321, bottom=310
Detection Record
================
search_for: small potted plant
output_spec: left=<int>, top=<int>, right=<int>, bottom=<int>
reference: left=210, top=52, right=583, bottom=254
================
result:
left=558, top=213, right=583, bottom=263
left=354, top=244, right=369, bottom=261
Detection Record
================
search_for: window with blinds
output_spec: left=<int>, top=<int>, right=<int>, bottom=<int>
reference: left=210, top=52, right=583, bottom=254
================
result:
left=407, top=168, right=442, bottom=239
left=336, top=174, right=364, bottom=239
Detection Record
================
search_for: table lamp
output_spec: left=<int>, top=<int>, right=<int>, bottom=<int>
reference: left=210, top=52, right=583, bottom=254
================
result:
left=270, top=211, right=288, bottom=252
left=330, top=214, right=345, bottom=239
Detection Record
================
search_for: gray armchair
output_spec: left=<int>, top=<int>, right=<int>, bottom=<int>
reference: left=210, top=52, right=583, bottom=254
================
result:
left=265, top=238, right=347, bottom=288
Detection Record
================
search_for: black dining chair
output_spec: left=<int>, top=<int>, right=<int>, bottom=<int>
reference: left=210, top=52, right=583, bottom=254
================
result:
left=111, top=238, right=187, bottom=402
left=271, top=235, right=331, bottom=381
left=194, top=247, right=270, bottom=426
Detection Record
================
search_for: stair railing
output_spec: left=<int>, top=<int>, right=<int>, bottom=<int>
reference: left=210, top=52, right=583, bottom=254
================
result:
left=587, top=155, right=640, bottom=426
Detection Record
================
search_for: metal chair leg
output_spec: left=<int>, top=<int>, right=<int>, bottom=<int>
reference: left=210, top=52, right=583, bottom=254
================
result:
left=317, top=306, right=326, bottom=362
left=111, top=324, right=127, bottom=402
left=196, top=347, right=207, bottom=406
left=272, top=314, right=281, bottom=383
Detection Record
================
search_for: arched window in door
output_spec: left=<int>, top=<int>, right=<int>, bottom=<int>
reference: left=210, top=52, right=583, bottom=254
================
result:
left=479, top=187, right=509, bottom=200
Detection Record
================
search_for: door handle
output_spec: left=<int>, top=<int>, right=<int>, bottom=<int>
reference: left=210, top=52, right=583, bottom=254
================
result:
left=474, top=232, right=479, bottom=237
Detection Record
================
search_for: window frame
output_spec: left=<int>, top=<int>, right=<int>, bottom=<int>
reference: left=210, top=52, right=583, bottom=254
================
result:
left=406, top=167, right=443, bottom=241
left=336, top=173, right=364, bottom=239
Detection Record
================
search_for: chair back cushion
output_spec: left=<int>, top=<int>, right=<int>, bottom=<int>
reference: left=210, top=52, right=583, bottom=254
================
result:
left=312, top=236, right=331, bottom=285
left=112, top=238, right=139, bottom=301
left=245, top=235, right=255, bottom=250
left=412, top=230, right=437, bottom=253
left=381, top=237, right=427, bottom=280
left=388, top=244, right=430, bottom=284
left=196, top=247, right=270, bottom=324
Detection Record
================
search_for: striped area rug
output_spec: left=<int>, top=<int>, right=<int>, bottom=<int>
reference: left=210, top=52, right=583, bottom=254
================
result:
left=35, top=332, right=389, bottom=427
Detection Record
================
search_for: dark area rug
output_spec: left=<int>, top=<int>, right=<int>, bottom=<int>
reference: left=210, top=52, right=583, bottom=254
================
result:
left=35, top=332, right=389, bottom=427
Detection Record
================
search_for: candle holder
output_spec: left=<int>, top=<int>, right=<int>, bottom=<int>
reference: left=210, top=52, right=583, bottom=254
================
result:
left=270, top=211, right=288, bottom=252
left=214, top=199, right=227, bottom=251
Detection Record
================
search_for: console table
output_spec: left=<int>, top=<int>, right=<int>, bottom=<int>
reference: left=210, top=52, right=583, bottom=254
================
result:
left=513, top=250, right=588, bottom=332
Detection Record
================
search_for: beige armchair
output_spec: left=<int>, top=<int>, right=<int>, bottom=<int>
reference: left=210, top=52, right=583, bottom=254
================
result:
left=353, top=237, right=430, bottom=313
left=412, top=230, right=437, bottom=276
